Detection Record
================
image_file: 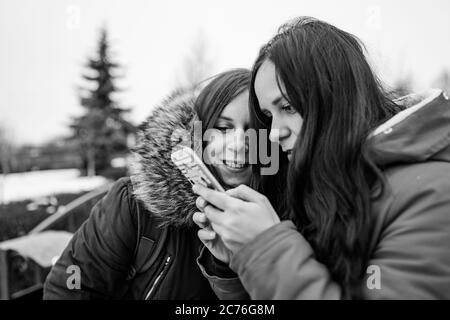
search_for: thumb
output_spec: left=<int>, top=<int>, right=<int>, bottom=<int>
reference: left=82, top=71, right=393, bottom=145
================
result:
left=198, top=228, right=216, bottom=242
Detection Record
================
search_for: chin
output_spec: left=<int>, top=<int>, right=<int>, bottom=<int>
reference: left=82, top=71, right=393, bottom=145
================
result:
left=222, top=178, right=249, bottom=188
left=216, top=166, right=252, bottom=188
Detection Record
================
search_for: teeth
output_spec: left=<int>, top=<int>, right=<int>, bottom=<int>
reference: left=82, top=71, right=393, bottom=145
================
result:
left=224, top=161, right=246, bottom=169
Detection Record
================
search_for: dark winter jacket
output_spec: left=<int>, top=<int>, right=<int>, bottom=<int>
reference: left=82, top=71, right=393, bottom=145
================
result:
left=198, top=89, right=450, bottom=299
left=43, top=89, right=219, bottom=299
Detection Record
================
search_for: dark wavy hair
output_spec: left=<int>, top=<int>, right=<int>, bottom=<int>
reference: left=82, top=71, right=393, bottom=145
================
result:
left=194, top=68, right=251, bottom=188
left=249, top=17, right=403, bottom=294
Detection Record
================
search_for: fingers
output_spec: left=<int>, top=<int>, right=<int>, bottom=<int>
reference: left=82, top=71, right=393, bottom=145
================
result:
left=193, top=211, right=209, bottom=229
left=203, top=203, right=226, bottom=226
left=226, top=184, right=266, bottom=203
left=197, top=228, right=216, bottom=242
left=192, top=184, right=234, bottom=210
left=195, top=196, right=208, bottom=212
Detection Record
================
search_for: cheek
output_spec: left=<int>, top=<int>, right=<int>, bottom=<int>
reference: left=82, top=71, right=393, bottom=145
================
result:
left=205, top=134, right=226, bottom=156
left=289, top=114, right=304, bottom=137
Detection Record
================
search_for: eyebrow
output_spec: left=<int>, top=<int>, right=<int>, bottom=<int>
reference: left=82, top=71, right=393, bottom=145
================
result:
left=271, top=95, right=284, bottom=106
left=260, top=95, right=284, bottom=112
left=217, top=116, right=233, bottom=122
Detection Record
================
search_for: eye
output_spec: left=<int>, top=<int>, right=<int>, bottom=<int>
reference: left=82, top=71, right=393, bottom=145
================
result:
left=214, top=125, right=232, bottom=132
left=281, top=103, right=296, bottom=114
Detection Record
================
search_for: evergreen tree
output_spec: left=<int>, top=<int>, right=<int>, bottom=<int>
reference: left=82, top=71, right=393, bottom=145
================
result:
left=70, top=28, right=135, bottom=177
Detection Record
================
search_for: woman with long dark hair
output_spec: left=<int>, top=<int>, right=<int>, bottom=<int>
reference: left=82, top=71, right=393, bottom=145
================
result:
left=193, top=17, right=450, bottom=299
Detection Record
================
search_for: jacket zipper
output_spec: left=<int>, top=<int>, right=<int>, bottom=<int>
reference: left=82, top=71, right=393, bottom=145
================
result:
left=145, top=255, right=172, bottom=300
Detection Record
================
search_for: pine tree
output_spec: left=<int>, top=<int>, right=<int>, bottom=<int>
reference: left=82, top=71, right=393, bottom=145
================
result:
left=70, top=28, right=135, bottom=177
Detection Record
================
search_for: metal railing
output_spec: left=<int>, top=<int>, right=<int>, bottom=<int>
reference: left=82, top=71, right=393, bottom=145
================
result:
left=29, top=182, right=112, bottom=234
left=1, top=182, right=113, bottom=299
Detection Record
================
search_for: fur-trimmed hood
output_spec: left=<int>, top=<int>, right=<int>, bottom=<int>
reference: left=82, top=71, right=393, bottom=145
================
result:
left=129, top=89, right=202, bottom=228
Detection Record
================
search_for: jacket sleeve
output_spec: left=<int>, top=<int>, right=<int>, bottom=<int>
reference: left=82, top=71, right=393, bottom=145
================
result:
left=229, top=171, right=450, bottom=299
left=196, top=246, right=250, bottom=300
left=43, top=178, right=138, bottom=299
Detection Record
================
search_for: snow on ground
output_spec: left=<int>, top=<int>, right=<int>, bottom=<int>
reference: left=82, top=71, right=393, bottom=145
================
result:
left=0, top=169, right=110, bottom=204
left=0, top=231, right=73, bottom=267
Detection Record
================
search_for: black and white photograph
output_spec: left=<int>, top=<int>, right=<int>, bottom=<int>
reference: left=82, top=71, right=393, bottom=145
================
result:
left=1, top=0, right=450, bottom=306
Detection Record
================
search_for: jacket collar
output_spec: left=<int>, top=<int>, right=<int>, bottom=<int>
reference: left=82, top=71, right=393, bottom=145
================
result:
left=369, top=89, right=450, bottom=166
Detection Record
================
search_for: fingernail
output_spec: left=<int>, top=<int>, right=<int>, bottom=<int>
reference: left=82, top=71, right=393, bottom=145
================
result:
left=192, top=184, right=198, bottom=193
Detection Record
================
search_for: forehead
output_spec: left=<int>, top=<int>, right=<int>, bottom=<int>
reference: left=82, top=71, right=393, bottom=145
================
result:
left=219, top=90, right=249, bottom=121
left=254, top=59, right=282, bottom=108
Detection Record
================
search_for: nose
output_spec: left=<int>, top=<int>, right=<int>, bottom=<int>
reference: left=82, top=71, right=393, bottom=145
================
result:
left=269, top=118, right=290, bottom=143
left=227, top=129, right=248, bottom=155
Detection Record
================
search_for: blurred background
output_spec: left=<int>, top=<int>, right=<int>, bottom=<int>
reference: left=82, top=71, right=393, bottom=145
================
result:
left=1, top=0, right=450, bottom=299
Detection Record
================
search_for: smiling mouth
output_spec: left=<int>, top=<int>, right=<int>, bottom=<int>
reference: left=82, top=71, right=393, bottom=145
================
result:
left=223, top=160, right=250, bottom=169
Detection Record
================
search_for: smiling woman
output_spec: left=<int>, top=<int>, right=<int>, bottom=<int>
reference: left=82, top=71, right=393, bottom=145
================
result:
left=203, top=91, right=252, bottom=187
left=195, top=70, right=253, bottom=189
left=43, top=68, right=252, bottom=299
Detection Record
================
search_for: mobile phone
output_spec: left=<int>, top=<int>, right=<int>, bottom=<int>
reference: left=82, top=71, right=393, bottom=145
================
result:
left=171, top=146, right=225, bottom=192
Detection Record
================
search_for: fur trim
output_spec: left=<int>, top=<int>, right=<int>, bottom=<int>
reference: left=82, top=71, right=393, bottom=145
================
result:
left=129, top=88, right=202, bottom=228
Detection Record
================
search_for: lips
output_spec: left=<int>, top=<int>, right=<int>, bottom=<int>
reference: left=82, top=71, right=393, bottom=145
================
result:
left=222, top=160, right=250, bottom=170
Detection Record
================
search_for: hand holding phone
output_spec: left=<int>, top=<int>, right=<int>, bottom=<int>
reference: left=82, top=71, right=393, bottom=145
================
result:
left=171, top=146, right=225, bottom=192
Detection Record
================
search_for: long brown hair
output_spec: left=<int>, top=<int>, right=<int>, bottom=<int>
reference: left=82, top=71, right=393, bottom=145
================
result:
left=249, top=17, right=402, bottom=293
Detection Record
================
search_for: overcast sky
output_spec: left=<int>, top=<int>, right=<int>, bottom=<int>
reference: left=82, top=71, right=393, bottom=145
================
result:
left=1, top=0, right=450, bottom=145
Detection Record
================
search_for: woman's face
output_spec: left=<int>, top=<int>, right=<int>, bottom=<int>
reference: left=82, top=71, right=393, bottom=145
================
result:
left=207, top=90, right=252, bottom=187
left=254, top=59, right=304, bottom=161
